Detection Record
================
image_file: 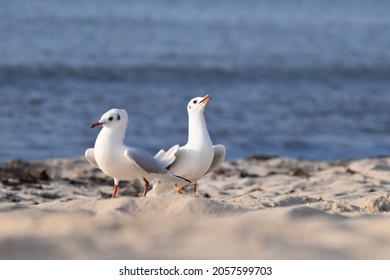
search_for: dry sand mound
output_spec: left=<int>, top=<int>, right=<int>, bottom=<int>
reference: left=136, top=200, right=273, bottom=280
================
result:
left=1, top=156, right=390, bottom=259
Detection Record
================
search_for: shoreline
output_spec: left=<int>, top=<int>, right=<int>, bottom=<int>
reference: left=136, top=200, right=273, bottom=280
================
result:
left=1, top=156, right=390, bottom=259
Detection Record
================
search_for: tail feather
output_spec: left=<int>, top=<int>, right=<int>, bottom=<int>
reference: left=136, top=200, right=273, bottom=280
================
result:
left=147, top=176, right=192, bottom=197
left=148, top=180, right=186, bottom=197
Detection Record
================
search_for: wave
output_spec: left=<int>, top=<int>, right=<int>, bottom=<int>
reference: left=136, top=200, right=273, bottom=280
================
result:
left=1, top=62, right=390, bottom=82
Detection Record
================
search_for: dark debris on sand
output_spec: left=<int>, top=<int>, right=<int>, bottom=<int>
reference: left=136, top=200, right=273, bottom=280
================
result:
left=0, top=159, right=50, bottom=186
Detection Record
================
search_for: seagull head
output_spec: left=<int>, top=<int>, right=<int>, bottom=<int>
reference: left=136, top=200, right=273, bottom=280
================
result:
left=187, top=94, right=212, bottom=114
left=91, top=108, right=128, bottom=129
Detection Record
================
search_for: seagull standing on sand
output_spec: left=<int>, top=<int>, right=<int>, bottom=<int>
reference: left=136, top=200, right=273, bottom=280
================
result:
left=85, top=108, right=189, bottom=198
left=148, top=94, right=226, bottom=197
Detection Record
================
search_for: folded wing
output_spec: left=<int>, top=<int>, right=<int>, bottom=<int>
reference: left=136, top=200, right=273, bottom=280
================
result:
left=85, top=148, right=99, bottom=168
left=205, top=144, right=226, bottom=175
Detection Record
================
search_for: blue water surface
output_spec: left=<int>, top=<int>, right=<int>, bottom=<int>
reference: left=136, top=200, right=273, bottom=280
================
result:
left=1, top=0, right=390, bottom=162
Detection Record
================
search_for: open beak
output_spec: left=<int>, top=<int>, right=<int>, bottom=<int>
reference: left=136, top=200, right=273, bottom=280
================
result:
left=199, top=94, right=212, bottom=104
left=91, top=122, right=103, bottom=128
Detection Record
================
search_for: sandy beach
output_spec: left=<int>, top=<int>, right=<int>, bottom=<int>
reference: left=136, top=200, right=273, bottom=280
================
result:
left=1, top=156, right=390, bottom=259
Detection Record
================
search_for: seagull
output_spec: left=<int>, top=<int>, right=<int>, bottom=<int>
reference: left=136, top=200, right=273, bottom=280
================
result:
left=85, top=108, right=190, bottom=198
left=147, top=94, right=226, bottom=197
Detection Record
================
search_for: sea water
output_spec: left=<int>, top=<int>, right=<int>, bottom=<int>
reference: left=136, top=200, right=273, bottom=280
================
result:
left=1, top=0, right=390, bottom=162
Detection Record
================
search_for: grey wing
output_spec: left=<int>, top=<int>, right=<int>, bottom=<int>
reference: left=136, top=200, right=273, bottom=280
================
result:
left=154, top=144, right=180, bottom=168
left=85, top=148, right=99, bottom=168
left=125, top=147, right=168, bottom=175
left=205, top=145, right=226, bottom=175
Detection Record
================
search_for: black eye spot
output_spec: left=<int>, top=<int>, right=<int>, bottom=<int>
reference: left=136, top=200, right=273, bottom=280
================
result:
left=117, top=114, right=121, bottom=121
left=193, top=100, right=197, bottom=104
left=108, top=117, right=113, bottom=121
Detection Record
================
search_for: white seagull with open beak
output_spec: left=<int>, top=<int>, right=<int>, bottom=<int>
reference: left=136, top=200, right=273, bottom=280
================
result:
left=148, top=94, right=226, bottom=197
left=85, top=108, right=189, bottom=198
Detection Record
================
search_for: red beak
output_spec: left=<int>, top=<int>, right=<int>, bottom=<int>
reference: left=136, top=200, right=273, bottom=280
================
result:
left=199, top=94, right=212, bottom=104
left=91, top=122, right=103, bottom=128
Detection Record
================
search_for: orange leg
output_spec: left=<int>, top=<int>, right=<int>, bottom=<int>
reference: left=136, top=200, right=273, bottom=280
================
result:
left=143, top=178, right=150, bottom=197
left=173, top=183, right=185, bottom=195
left=192, top=181, right=198, bottom=197
left=112, top=184, right=118, bottom=198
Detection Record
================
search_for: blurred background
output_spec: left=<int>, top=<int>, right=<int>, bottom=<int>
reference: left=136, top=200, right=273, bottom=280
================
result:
left=1, top=0, right=390, bottom=163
